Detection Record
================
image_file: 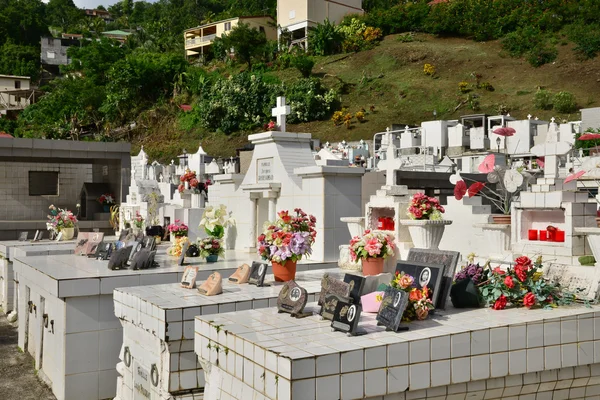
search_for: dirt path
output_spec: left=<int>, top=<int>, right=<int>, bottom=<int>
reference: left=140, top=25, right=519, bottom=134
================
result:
left=0, top=313, right=56, bottom=400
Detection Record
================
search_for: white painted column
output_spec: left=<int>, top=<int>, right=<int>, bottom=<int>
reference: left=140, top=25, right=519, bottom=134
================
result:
left=268, top=197, right=277, bottom=223
left=248, top=198, right=258, bottom=250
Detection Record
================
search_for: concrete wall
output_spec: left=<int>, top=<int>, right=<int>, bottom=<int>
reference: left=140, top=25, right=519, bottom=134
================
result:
left=41, top=37, right=76, bottom=66
left=0, top=161, right=92, bottom=220
left=582, top=107, right=600, bottom=131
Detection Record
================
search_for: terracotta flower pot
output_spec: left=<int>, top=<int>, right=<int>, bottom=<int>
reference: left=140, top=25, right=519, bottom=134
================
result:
left=491, top=214, right=512, bottom=225
left=416, top=308, right=429, bottom=320
left=362, top=257, right=384, bottom=276
left=272, top=260, right=297, bottom=282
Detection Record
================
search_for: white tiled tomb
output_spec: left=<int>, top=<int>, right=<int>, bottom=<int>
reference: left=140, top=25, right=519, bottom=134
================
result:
left=113, top=268, right=338, bottom=400
left=195, top=303, right=600, bottom=400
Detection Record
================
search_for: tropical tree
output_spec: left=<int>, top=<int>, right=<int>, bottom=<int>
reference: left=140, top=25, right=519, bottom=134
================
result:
left=221, top=23, right=267, bottom=70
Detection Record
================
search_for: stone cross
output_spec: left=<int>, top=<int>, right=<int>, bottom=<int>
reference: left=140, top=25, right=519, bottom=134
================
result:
left=271, top=96, right=290, bottom=132
left=530, top=119, right=571, bottom=178
left=378, top=128, right=404, bottom=186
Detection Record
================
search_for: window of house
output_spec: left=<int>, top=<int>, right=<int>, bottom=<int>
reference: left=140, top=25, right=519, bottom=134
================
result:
left=14, top=81, right=21, bottom=89
left=47, top=51, right=56, bottom=59
left=259, top=26, right=265, bottom=34
left=29, top=171, right=59, bottom=196
left=224, top=22, right=231, bottom=31
left=289, top=10, right=296, bottom=19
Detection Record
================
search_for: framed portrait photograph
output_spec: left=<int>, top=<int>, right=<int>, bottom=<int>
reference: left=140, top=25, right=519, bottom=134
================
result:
left=394, top=260, right=445, bottom=308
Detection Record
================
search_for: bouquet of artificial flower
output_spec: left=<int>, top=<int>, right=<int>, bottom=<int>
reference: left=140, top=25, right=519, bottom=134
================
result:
left=450, top=254, right=488, bottom=308
left=168, top=220, right=188, bottom=237
left=257, top=208, right=317, bottom=266
left=349, top=230, right=395, bottom=261
left=480, top=256, right=576, bottom=310
left=199, top=204, right=235, bottom=239
left=390, top=271, right=435, bottom=321
left=97, top=193, right=115, bottom=205
left=198, top=237, right=225, bottom=258
left=132, top=211, right=144, bottom=229
left=168, top=236, right=190, bottom=257
left=407, top=193, right=445, bottom=220
left=46, top=205, right=78, bottom=233
left=178, top=169, right=205, bottom=194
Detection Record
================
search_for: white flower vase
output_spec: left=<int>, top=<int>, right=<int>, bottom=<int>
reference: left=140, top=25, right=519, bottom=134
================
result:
left=60, top=227, right=75, bottom=241
left=191, top=193, right=201, bottom=208
left=400, top=219, right=452, bottom=250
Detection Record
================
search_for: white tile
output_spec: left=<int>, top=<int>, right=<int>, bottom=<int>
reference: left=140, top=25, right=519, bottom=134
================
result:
left=545, top=345, right=561, bottom=370
left=562, top=343, right=578, bottom=367
left=341, top=372, right=363, bottom=400
left=490, top=327, right=508, bottom=352
left=180, top=369, right=197, bottom=389
left=243, top=358, right=254, bottom=386
left=578, top=341, right=594, bottom=365
left=579, top=317, right=594, bottom=342
left=430, top=360, right=450, bottom=387
left=365, top=369, right=387, bottom=397
left=365, top=346, right=386, bottom=370
left=98, top=328, right=122, bottom=370
left=265, top=371, right=277, bottom=399
left=526, top=323, right=543, bottom=348
left=316, top=354, right=339, bottom=376
left=387, top=366, right=408, bottom=393
left=451, top=333, right=470, bottom=358
left=471, top=355, right=489, bottom=381
left=409, top=363, right=430, bottom=390
left=291, top=357, right=315, bottom=379
left=65, top=331, right=99, bottom=374
left=509, top=325, right=526, bottom=350
left=341, top=350, right=364, bottom=373
left=179, top=351, right=196, bottom=371
left=65, top=296, right=99, bottom=333
left=561, top=319, right=577, bottom=344
left=508, top=350, right=526, bottom=375
left=388, top=342, right=408, bottom=366
left=526, top=348, right=544, bottom=373
left=292, top=378, right=315, bottom=400
left=431, top=336, right=450, bottom=361
left=451, top=357, right=470, bottom=384
left=316, top=375, right=340, bottom=400
left=544, top=321, right=560, bottom=346
left=410, top=339, right=430, bottom=363
left=65, top=371, right=99, bottom=400
left=490, top=352, right=508, bottom=378
left=471, top=330, right=489, bottom=355
left=277, top=377, right=291, bottom=400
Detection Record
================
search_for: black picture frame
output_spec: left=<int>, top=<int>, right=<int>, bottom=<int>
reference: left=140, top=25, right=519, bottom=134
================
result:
left=395, top=260, right=444, bottom=309
left=178, top=242, right=189, bottom=266
left=248, top=261, right=267, bottom=287
left=376, top=286, right=410, bottom=332
left=331, top=301, right=362, bottom=335
left=406, top=249, right=460, bottom=310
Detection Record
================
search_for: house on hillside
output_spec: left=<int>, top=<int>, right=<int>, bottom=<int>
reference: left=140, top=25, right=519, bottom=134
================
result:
left=0, top=75, right=39, bottom=119
left=277, top=0, right=364, bottom=50
left=84, top=8, right=114, bottom=23
left=41, top=35, right=82, bottom=74
left=184, top=16, right=276, bottom=61
left=101, top=30, right=132, bottom=43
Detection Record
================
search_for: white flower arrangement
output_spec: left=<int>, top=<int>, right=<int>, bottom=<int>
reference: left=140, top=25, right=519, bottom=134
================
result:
left=199, top=204, right=235, bottom=239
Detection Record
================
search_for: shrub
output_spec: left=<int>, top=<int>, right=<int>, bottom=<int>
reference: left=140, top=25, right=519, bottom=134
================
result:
left=397, top=32, right=415, bottom=43
left=355, top=111, right=365, bottom=122
left=502, top=26, right=544, bottom=57
left=423, top=63, right=436, bottom=76
left=458, top=81, right=470, bottom=93
left=553, top=91, right=577, bottom=113
left=526, top=44, right=557, bottom=67
left=285, top=78, right=338, bottom=123
left=566, top=23, right=600, bottom=59
left=534, top=89, right=553, bottom=110
left=344, top=113, right=353, bottom=128
left=332, top=111, right=344, bottom=125
left=338, top=18, right=382, bottom=52
left=308, top=19, right=344, bottom=56
left=479, top=82, right=495, bottom=91
left=290, top=55, right=315, bottom=78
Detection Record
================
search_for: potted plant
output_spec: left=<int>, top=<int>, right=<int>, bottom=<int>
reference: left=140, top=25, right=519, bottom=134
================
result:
left=400, top=193, right=451, bottom=249
left=479, top=256, right=577, bottom=310
left=46, top=205, right=78, bottom=240
left=450, top=254, right=488, bottom=308
left=390, top=271, right=435, bottom=321
left=257, top=208, right=316, bottom=282
left=97, top=193, right=116, bottom=212
left=451, top=153, right=528, bottom=224
left=198, top=237, right=224, bottom=262
left=349, top=230, right=395, bottom=276
left=168, top=220, right=188, bottom=241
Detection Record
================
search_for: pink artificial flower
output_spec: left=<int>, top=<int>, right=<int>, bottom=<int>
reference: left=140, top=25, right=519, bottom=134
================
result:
left=364, top=238, right=383, bottom=257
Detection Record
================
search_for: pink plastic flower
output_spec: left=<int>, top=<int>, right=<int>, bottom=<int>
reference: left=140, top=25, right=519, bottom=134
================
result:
left=364, top=237, right=383, bottom=256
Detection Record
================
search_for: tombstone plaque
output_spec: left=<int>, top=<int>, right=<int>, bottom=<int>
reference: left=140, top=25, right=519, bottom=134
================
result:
left=178, top=242, right=189, bottom=266
left=320, top=293, right=352, bottom=321
left=406, top=249, right=460, bottom=309
left=343, top=274, right=366, bottom=304
left=75, top=232, right=104, bottom=256
left=142, top=236, right=156, bottom=251
left=248, top=261, right=268, bottom=286
left=395, top=260, right=445, bottom=308
left=331, top=301, right=362, bottom=336
left=128, top=241, right=143, bottom=265
left=277, top=281, right=308, bottom=316
left=108, top=247, right=133, bottom=270
left=376, top=286, right=410, bottom=332
left=94, top=242, right=113, bottom=260
left=181, top=266, right=199, bottom=289
left=18, top=232, right=28, bottom=241
left=318, top=273, right=350, bottom=306
left=130, top=249, right=151, bottom=270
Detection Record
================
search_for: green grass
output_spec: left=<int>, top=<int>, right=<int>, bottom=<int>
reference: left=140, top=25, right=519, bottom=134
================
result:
left=137, top=33, right=600, bottom=162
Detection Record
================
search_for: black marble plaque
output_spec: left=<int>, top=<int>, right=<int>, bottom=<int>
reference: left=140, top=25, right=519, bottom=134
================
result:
left=18, top=232, right=28, bottom=241
left=331, top=301, right=362, bottom=335
left=320, top=293, right=352, bottom=321
left=142, top=236, right=156, bottom=252
left=376, top=286, right=410, bottom=332
left=343, top=274, right=366, bottom=304
left=108, top=246, right=133, bottom=270
left=248, top=261, right=268, bottom=286
left=395, top=260, right=444, bottom=309
left=94, top=242, right=113, bottom=260
left=277, top=281, right=308, bottom=316
left=178, top=242, right=189, bottom=266
left=407, top=249, right=460, bottom=310
left=127, top=241, right=143, bottom=265
left=131, top=249, right=151, bottom=270
left=318, top=273, right=350, bottom=306
left=118, top=229, right=130, bottom=242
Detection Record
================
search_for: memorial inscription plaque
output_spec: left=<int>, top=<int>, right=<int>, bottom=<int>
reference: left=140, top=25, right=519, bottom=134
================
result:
left=318, top=273, right=350, bottom=306
left=108, top=246, right=133, bottom=270
left=376, top=286, right=410, bottom=332
left=395, top=260, right=444, bottom=309
left=277, top=281, right=308, bottom=316
left=343, top=274, right=366, bottom=304
left=248, top=261, right=267, bottom=286
left=407, top=249, right=460, bottom=309
left=320, top=293, right=352, bottom=321
left=181, top=266, right=199, bottom=289
left=94, top=242, right=113, bottom=260
left=331, top=301, right=362, bottom=335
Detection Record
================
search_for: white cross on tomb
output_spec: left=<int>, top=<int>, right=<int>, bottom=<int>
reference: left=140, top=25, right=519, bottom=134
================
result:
left=271, top=96, right=291, bottom=132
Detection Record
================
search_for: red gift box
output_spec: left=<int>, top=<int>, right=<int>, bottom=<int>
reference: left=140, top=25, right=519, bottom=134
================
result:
left=539, top=230, right=548, bottom=241
left=528, top=230, right=538, bottom=240
left=555, top=230, right=565, bottom=242
left=378, top=217, right=385, bottom=229
left=386, top=217, right=395, bottom=231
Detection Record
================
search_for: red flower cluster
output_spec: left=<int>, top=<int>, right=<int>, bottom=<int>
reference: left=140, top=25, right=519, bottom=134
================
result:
left=178, top=170, right=205, bottom=194
left=492, top=295, right=507, bottom=310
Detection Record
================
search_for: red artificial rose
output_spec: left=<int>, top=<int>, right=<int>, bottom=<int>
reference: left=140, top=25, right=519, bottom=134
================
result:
left=492, top=295, right=507, bottom=310
left=492, top=266, right=505, bottom=275
left=504, top=275, right=515, bottom=289
left=514, top=265, right=527, bottom=282
left=515, top=256, right=532, bottom=269
left=523, top=292, right=536, bottom=308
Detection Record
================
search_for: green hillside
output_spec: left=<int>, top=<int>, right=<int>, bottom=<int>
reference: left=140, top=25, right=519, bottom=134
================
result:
left=135, top=32, right=600, bottom=161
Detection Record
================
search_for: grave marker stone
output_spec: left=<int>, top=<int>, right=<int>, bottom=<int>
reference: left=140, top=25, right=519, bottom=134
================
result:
left=181, top=266, right=199, bottom=288
left=406, top=249, right=460, bottom=309
left=178, top=242, right=189, bottom=266
left=331, top=301, right=362, bottom=335
left=108, top=247, right=133, bottom=270
left=376, top=286, right=410, bottom=332
left=395, top=260, right=445, bottom=309
left=18, top=232, right=28, bottom=241
left=320, top=293, right=352, bottom=321
left=318, top=273, right=350, bottom=306
left=343, top=274, right=366, bottom=304
left=248, top=261, right=267, bottom=286
left=277, top=280, right=308, bottom=316
left=94, top=242, right=112, bottom=260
